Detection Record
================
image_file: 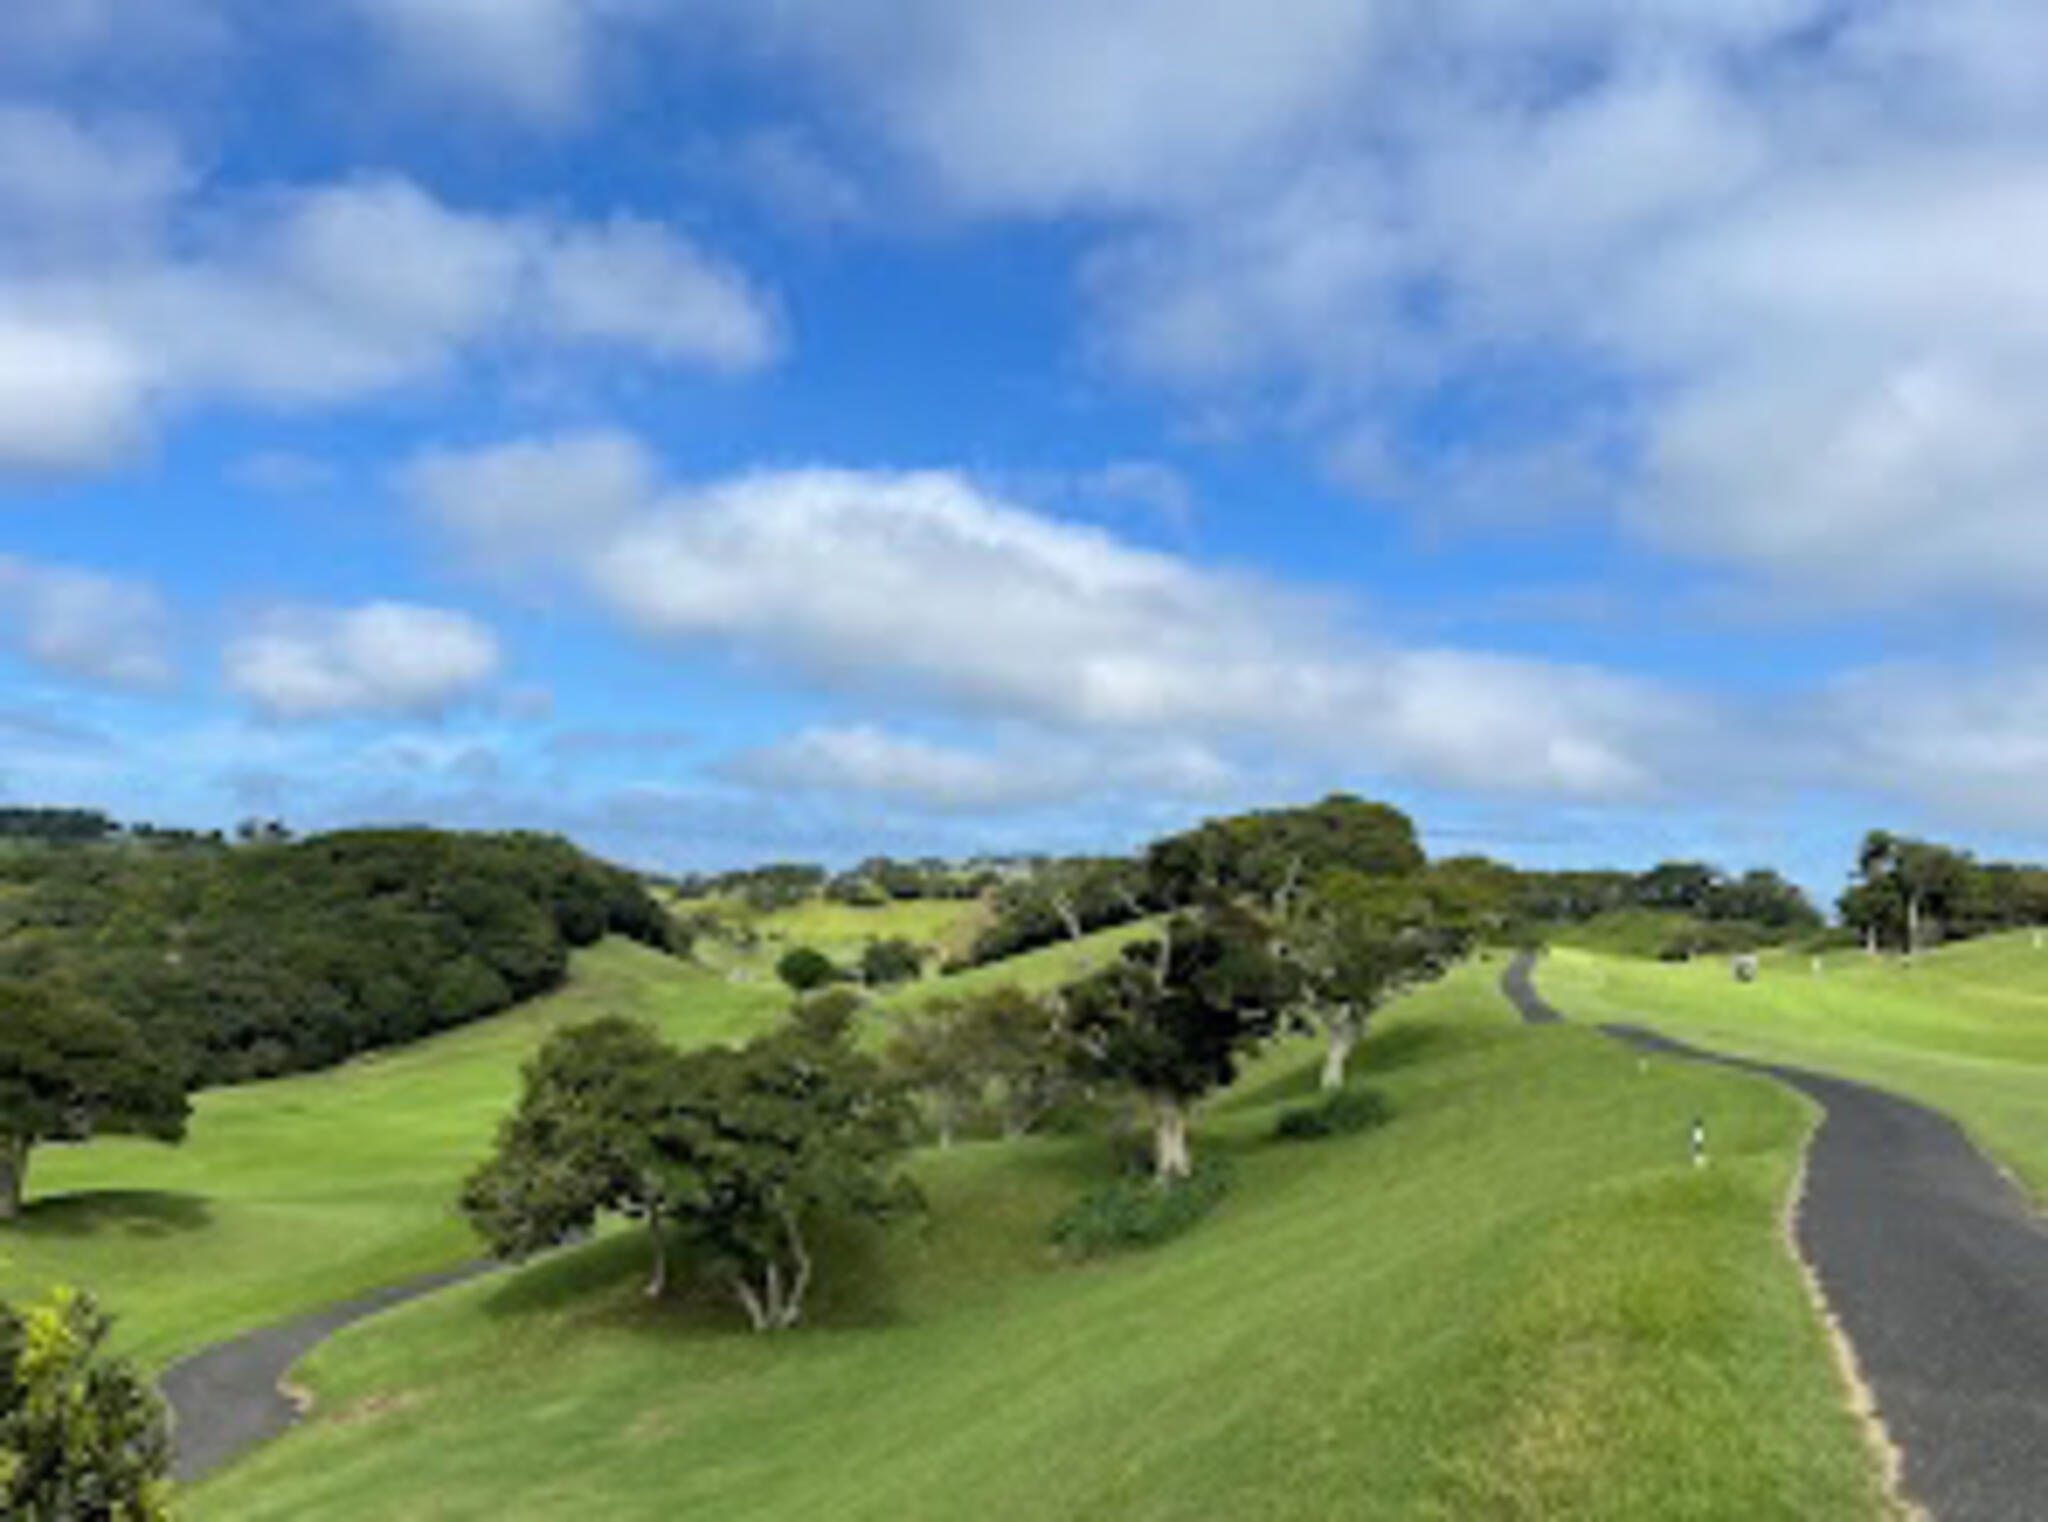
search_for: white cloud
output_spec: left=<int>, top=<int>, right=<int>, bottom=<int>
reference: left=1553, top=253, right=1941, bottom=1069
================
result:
left=719, top=726, right=1240, bottom=814
left=0, top=142, right=779, bottom=473
left=1819, top=662, right=2048, bottom=830
left=535, top=217, right=779, bottom=369
left=224, top=603, right=502, bottom=721
left=401, top=428, right=657, bottom=568
left=697, top=0, right=2048, bottom=614
left=350, top=0, right=597, bottom=123
left=418, top=437, right=1683, bottom=799
left=0, top=555, right=172, bottom=688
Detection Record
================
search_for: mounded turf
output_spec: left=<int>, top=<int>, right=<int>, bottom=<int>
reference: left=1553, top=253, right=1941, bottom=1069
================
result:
left=1537, top=933, right=2048, bottom=1201
left=188, top=961, right=1889, bottom=1521
left=0, top=940, right=788, bottom=1367
left=0, top=912, right=1157, bottom=1368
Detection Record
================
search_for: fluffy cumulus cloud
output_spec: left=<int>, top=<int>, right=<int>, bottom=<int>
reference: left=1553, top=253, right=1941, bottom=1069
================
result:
left=401, top=428, right=657, bottom=568
left=0, top=115, right=779, bottom=472
left=1818, top=662, right=2048, bottom=830
left=418, top=437, right=1689, bottom=800
left=351, top=0, right=600, bottom=122
left=718, top=726, right=1240, bottom=814
left=0, top=555, right=172, bottom=688
left=681, top=0, right=2048, bottom=613
left=224, top=603, right=502, bottom=721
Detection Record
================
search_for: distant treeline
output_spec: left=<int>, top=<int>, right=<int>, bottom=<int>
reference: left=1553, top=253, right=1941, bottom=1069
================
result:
left=0, top=828, right=681, bottom=1086
left=1840, top=831, right=2048, bottom=954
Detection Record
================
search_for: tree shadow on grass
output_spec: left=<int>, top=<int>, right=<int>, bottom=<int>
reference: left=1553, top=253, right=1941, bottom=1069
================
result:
left=10, top=1190, right=213, bottom=1240
left=1220, top=1020, right=1486, bottom=1117
left=477, top=1216, right=908, bottom=1337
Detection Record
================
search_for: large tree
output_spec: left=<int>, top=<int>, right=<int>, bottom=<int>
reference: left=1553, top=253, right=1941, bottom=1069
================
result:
left=1063, top=907, right=1298, bottom=1180
left=1285, top=870, right=1467, bottom=1091
left=463, top=1015, right=920, bottom=1328
left=0, top=1288, right=173, bottom=1521
left=0, top=982, right=188, bottom=1222
left=461, top=1018, right=687, bottom=1296
left=647, top=1029, right=921, bottom=1331
left=1855, top=831, right=1972, bottom=956
left=1146, top=795, right=1424, bottom=913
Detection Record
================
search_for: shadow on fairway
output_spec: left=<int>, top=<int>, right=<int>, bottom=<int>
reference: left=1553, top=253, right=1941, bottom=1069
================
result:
left=479, top=1217, right=907, bottom=1335
left=14, top=1190, right=213, bottom=1239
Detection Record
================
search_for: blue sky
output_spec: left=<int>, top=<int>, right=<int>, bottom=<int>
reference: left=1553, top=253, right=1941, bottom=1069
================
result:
left=6, top=0, right=2048, bottom=903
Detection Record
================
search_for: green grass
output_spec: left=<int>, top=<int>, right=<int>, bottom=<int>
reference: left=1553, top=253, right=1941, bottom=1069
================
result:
left=0, top=940, right=789, bottom=1367
left=189, top=959, right=1888, bottom=1521
left=1536, top=932, right=2048, bottom=1202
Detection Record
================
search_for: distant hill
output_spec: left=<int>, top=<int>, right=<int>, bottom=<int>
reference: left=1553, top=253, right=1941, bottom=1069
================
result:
left=0, top=827, right=681, bottom=1085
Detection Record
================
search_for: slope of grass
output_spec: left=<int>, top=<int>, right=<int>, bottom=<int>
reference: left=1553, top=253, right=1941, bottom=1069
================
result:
left=887, top=918, right=1161, bottom=1009
left=0, top=940, right=787, bottom=1366
left=190, top=961, right=1888, bottom=1522
left=1537, top=933, right=2048, bottom=1200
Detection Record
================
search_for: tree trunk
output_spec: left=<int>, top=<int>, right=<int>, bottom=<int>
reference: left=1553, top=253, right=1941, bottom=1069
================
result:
left=644, top=1203, right=669, bottom=1299
left=0, top=1137, right=28, bottom=1223
left=1864, top=926, right=1878, bottom=956
left=1906, top=892, right=1923, bottom=958
left=1152, top=1097, right=1192, bottom=1182
left=1320, top=1019, right=1359, bottom=1093
left=1050, top=893, right=1083, bottom=943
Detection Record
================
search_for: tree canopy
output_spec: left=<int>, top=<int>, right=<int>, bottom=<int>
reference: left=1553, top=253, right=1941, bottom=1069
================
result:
left=1064, top=906, right=1298, bottom=1179
left=0, top=981, right=186, bottom=1220
left=0, top=1287, right=173, bottom=1520
left=0, top=827, right=679, bottom=1087
left=464, top=1014, right=920, bottom=1330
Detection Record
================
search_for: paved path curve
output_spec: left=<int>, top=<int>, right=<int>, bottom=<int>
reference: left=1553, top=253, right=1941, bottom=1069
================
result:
left=159, top=1262, right=495, bottom=1482
left=1501, top=951, right=2048, bottom=1522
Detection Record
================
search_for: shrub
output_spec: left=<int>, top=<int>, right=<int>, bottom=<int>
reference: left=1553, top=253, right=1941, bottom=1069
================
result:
left=1274, top=1088, right=1391, bottom=1141
left=776, top=946, right=841, bottom=993
left=1049, top=1158, right=1232, bottom=1257
left=860, top=937, right=925, bottom=987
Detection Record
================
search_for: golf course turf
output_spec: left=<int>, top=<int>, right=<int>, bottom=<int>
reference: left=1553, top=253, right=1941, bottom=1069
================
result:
left=177, top=957, right=1886, bottom=1520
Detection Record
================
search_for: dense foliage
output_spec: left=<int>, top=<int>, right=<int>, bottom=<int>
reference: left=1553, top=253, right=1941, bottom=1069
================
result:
left=0, top=827, right=680, bottom=1088
left=0, top=981, right=187, bottom=1219
left=1047, top=1157, right=1232, bottom=1257
left=1840, top=831, right=2048, bottom=953
left=464, top=1013, right=921, bottom=1329
left=0, top=1288, right=173, bottom=1521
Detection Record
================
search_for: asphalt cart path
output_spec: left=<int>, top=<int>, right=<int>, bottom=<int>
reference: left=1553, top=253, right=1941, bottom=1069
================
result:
left=1501, top=951, right=2048, bottom=1521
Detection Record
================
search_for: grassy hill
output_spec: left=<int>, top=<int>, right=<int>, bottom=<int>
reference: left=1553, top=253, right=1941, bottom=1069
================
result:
left=186, top=960, right=1888, bottom=1521
left=1536, top=933, right=2048, bottom=1201
left=0, top=913, right=1142, bottom=1367
left=0, top=940, right=789, bottom=1366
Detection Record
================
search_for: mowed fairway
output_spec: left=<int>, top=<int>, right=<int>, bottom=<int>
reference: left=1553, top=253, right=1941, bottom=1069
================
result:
left=189, top=961, right=1889, bottom=1522
left=1538, top=933, right=2048, bottom=1200
left=0, top=940, right=789, bottom=1367
left=0, top=909, right=1161, bottom=1369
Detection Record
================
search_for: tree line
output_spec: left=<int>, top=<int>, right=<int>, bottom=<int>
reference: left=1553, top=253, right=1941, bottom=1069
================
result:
left=465, top=796, right=1478, bottom=1327
left=0, top=826, right=681, bottom=1219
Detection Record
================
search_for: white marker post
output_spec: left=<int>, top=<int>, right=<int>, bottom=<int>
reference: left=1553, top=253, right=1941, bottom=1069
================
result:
left=1691, top=1117, right=1707, bottom=1169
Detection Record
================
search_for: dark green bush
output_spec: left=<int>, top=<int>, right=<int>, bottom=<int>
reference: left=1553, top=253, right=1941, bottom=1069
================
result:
left=1049, top=1158, right=1231, bottom=1256
left=1273, top=1087, right=1391, bottom=1141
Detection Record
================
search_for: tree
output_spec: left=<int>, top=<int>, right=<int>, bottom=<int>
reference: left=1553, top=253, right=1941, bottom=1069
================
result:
left=859, top=938, right=925, bottom=988
left=1285, top=870, right=1467, bottom=1091
left=1855, top=832, right=1971, bottom=956
left=461, top=1018, right=686, bottom=1297
left=1146, top=795, right=1424, bottom=912
left=1, top=1287, right=174, bottom=1520
left=647, top=1027, right=922, bottom=1331
left=1063, top=907, right=1298, bottom=1180
left=885, top=986, right=1078, bottom=1145
left=463, top=1015, right=921, bottom=1329
left=0, top=983, right=188, bottom=1222
left=776, top=946, right=841, bottom=994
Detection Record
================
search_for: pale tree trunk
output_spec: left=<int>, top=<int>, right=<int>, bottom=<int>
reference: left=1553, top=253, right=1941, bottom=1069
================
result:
left=1151, top=1096, right=1192, bottom=1182
left=644, top=1203, right=669, bottom=1298
left=1049, top=892, right=1083, bottom=943
left=1864, top=926, right=1878, bottom=957
left=1320, top=1018, right=1360, bottom=1093
left=1906, top=892, right=1923, bottom=959
left=732, top=1209, right=812, bottom=1332
left=0, top=1137, right=26, bottom=1222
